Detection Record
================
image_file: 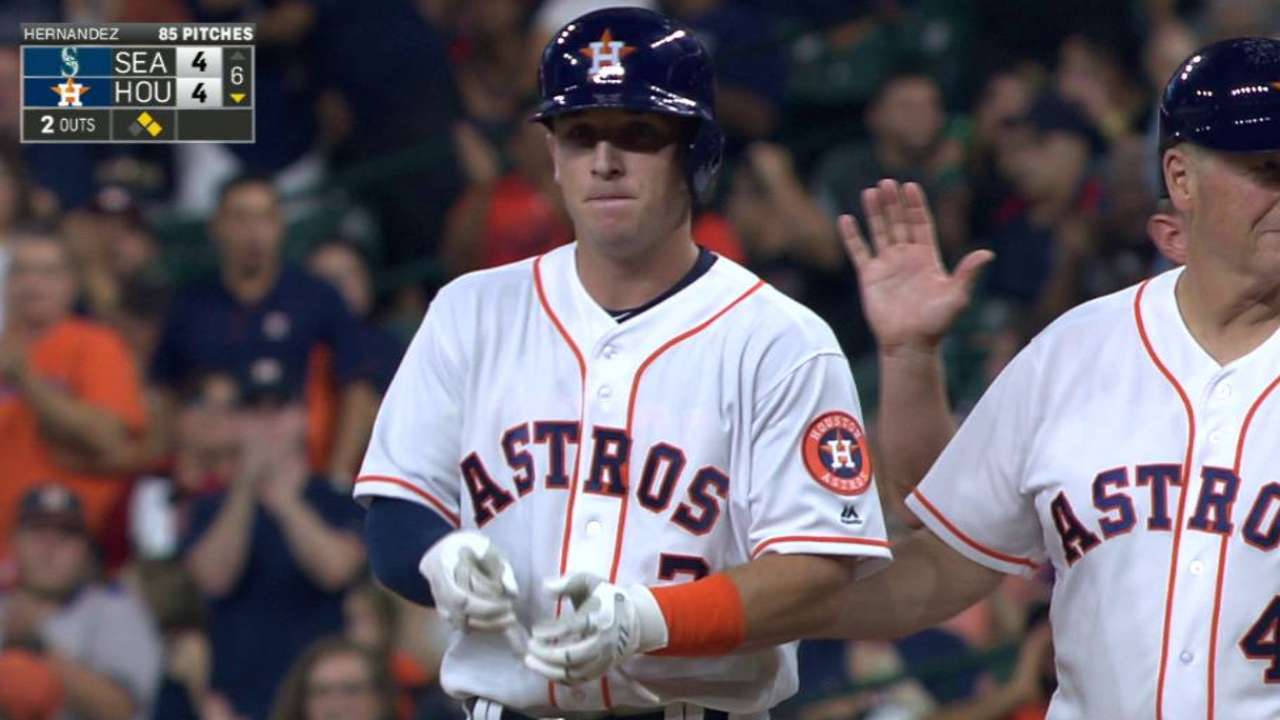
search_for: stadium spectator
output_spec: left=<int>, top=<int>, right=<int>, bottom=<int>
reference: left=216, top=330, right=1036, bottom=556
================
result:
left=978, top=91, right=1104, bottom=352
left=0, top=229, right=148, bottom=558
left=181, top=396, right=365, bottom=720
left=149, top=174, right=378, bottom=483
left=313, top=0, right=465, bottom=281
left=1054, top=24, right=1149, bottom=143
left=131, top=560, right=211, bottom=720
left=268, top=637, right=395, bottom=720
left=1141, top=21, right=1199, bottom=195
left=0, top=484, right=163, bottom=720
left=341, top=583, right=431, bottom=720
left=725, top=143, right=853, bottom=345
left=452, top=0, right=532, bottom=135
left=306, top=239, right=404, bottom=396
left=1197, top=0, right=1280, bottom=41
left=176, top=0, right=324, bottom=214
left=813, top=69, right=968, bottom=257
left=0, top=143, right=41, bottom=327
left=128, top=378, right=243, bottom=562
left=963, top=64, right=1044, bottom=275
left=61, top=185, right=170, bottom=357
left=666, top=0, right=787, bottom=144
left=927, top=605, right=1055, bottom=720
left=441, top=113, right=567, bottom=276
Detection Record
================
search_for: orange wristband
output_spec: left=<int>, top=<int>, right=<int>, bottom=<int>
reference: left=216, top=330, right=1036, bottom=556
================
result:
left=649, top=573, right=746, bottom=657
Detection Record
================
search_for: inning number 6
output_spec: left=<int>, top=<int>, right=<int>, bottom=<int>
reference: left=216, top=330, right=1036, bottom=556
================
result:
left=1241, top=595, right=1280, bottom=682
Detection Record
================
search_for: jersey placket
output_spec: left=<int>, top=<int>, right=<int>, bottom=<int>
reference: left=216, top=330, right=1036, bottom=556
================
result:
left=1161, top=369, right=1239, bottom=718
left=554, top=332, right=634, bottom=709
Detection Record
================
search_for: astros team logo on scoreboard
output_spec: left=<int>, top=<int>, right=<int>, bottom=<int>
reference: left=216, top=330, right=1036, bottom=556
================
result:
left=802, top=411, right=873, bottom=496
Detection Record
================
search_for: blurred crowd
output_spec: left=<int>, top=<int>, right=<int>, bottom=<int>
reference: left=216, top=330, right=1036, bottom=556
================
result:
left=0, top=1, right=1278, bottom=719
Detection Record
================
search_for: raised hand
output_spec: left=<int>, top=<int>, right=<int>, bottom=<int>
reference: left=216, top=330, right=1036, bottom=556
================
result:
left=839, top=180, right=994, bottom=355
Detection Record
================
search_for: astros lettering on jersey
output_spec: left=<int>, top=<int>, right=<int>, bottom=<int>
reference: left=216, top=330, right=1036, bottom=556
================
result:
left=355, top=244, right=891, bottom=714
left=906, top=266, right=1280, bottom=719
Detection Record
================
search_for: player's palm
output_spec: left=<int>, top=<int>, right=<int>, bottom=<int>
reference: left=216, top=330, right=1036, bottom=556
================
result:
left=840, top=180, right=994, bottom=353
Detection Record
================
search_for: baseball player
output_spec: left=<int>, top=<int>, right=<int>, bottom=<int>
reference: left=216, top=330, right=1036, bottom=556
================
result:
left=815, top=37, right=1280, bottom=719
left=355, top=7, right=891, bottom=718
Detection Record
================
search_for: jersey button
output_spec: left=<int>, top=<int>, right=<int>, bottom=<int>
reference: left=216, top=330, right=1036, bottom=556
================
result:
left=602, top=345, right=617, bottom=359
left=1189, top=560, right=1204, bottom=575
left=571, top=688, right=587, bottom=701
left=1214, top=383, right=1232, bottom=400
left=1180, top=651, right=1194, bottom=664
left=598, top=385, right=613, bottom=399
left=585, top=519, right=602, bottom=537
left=1208, top=430, right=1223, bottom=444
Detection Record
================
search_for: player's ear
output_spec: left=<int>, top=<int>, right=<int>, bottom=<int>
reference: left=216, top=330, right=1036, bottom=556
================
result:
left=1147, top=210, right=1187, bottom=266
left=1163, top=146, right=1194, bottom=214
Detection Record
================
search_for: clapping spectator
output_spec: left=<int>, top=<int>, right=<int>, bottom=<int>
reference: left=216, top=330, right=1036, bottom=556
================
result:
left=149, top=175, right=379, bottom=484
left=0, top=229, right=148, bottom=560
left=979, top=91, right=1104, bottom=353
left=181, top=395, right=365, bottom=720
left=0, top=484, right=163, bottom=720
left=813, top=69, right=968, bottom=257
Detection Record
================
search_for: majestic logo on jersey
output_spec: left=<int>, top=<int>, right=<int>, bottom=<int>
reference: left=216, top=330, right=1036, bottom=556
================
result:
left=580, top=28, right=635, bottom=80
left=802, top=411, right=872, bottom=496
left=841, top=503, right=863, bottom=526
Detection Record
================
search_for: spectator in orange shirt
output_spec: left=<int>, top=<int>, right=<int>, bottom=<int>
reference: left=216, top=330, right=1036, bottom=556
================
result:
left=0, top=227, right=148, bottom=558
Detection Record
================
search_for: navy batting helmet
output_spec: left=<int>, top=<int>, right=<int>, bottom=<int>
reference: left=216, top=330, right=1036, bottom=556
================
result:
left=1156, top=37, right=1280, bottom=196
left=532, top=7, right=724, bottom=202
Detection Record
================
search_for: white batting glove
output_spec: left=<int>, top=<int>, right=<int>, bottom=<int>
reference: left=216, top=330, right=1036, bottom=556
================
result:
left=523, top=573, right=668, bottom=688
left=419, top=530, right=521, bottom=634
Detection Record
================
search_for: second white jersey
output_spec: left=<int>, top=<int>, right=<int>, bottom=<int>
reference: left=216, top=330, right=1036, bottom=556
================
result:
left=356, top=244, right=891, bottom=714
left=907, top=266, right=1280, bottom=720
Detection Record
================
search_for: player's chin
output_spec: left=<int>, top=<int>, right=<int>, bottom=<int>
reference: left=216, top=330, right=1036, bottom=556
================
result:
left=581, top=215, right=640, bottom=246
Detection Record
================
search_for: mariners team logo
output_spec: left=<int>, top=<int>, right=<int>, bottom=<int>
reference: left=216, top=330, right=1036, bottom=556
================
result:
left=801, top=411, right=872, bottom=496
left=580, top=28, right=635, bottom=79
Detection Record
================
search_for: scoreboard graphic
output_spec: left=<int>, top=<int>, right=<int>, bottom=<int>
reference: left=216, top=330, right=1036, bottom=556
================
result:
left=20, top=23, right=255, bottom=143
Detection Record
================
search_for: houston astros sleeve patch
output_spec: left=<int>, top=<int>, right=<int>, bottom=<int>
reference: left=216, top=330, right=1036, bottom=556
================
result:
left=801, top=411, right=873, bottom=495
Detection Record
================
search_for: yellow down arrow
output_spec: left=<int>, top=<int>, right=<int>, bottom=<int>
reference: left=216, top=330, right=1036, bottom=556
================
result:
left=230, top=93, right=245, bottom=103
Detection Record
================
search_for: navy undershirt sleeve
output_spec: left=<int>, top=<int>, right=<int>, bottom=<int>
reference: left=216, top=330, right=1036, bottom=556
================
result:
left=364, top=496, right=453, bottom=606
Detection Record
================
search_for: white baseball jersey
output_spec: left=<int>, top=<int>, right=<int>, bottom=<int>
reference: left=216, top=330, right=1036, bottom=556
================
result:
left=355, top=243, right=891, bottom=715
left=906, top=266, right=1280, bottom=720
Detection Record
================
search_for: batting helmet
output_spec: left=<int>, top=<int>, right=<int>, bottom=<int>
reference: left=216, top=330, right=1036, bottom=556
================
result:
left=1156, top=37, right=1280, bottom=196
left=532, top=7, right=725, bottom=202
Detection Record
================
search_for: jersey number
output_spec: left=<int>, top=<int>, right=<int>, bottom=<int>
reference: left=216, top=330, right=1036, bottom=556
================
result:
left=658, top=553, right=709, bottom=582
left=1241, top=595, right=1280, bottom=683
